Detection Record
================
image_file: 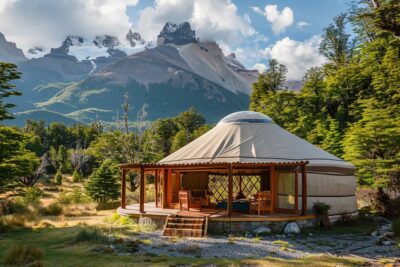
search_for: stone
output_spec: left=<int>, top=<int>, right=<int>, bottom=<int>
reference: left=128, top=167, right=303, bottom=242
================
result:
left=253, top=226, right=272, bottom=235
left=308, top=233, right=313, bottom=237
left=381, top=240, right=393, bottom=246
left=283, top=222, right=301, bottom=234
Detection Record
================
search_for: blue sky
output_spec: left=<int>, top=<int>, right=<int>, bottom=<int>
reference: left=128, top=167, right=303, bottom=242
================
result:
left=0, top=0, right=351, bottom=81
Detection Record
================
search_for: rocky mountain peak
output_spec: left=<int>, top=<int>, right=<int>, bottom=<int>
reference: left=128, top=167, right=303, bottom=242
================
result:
left=224, top=52, right=247, bottom=72
left=93, top=35, right=120, bottom=49
left=157, top=22, right=197, bottom=46
left=0, top=32, right=27, bottom=63
left=126, top=30, right=145, bottom=47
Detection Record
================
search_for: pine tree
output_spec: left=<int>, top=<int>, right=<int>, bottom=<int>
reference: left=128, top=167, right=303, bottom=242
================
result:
left=84, top=159, right=120, bottom=203
left=72, top=169, right=82, bottom=183
left=54, top=169, right=62, bottom=185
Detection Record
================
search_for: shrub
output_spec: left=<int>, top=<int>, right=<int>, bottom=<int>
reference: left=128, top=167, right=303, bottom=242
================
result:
left=6, top=198, right=29, bottom=215
left=393, top=217, right=400, bottom=237
left=40, top=203, right=63, bottom=216
left=96, top=200, right=120, bottom=211
left=72, top=169, right=82, bottom=183
left=22, top=187, right=43, bottom=208
left=73, top=227, right=108, bottom=243
left=105, top=212, right=136, bottom=225
left=57, top=187, right=90, bottom=205
left=4, top=244, right=43, bottom=265
left=312, top=202, right=331, bottom=215
left=55, top=170, right=63, bottom=185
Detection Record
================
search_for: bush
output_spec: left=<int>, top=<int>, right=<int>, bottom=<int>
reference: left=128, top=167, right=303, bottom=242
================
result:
left=72, top=169, right=82, bottom=183
left=105, top=212, right=136, bottom=225
left=39, top=203, right=63, bottom=216
left=393, top=217, right=400, bottom=237
left=96, top=200, right=120, bottom=211
left=4, top=198, right=29, bottom=215
left=312, top=202, right=331, bottom=215
left=73, top=227, right=108, bottom=243
left=22, top=187, right=43, bottom=208
left=57, top=187, right=90, bottom=205
left=55, top=170, right=63, bottom=185
left=4, top=244, right=43, bottom=265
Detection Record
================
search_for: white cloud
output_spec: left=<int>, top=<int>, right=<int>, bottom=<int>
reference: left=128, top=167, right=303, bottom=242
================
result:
left=265, top=5, right=294, bottom=34
left=252, top=63, right=267, bottom=73
left=297, top=21, right=310, bottom=28
left=0, top=0, right=139, bottom=53
left=137, top=0, right=255, bottom=45
left=263, top=36, right=326, bottom=80
left=252, top=5, right=293, bottom=34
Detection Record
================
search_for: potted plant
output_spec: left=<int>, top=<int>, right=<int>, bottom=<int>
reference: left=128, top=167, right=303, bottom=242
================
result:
left=313, top=202, right=331, bottom=229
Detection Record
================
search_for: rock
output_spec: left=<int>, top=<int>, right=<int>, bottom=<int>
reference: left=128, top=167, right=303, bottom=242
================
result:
left=253, top=226, right=272, bottom=235
left=381, top=240, right=393, bottom=246
left=308, top=233, right=313, bottom=237
left=283, top=222, right=301, bottom=234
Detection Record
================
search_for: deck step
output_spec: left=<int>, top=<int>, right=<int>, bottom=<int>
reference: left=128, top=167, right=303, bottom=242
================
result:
left=163, top=215, right=207, bottom=237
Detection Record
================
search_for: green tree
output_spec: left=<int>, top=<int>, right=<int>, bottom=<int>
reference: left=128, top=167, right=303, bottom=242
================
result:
left=0, top=126, right=40, bottom=192
left=0, top=62, right=21, bottom=121
left=54, top=169, right=63, bottom=185
left=343, top=101, right=400, bottom=188
left=72, top=169, right=82, bottom=183
left=84, top=159, right=120, bottom=203
left=250, top=59, right=287, bottom=111
left=174, top=108, right=205, bottom=143
left=56, top=145, right=69, bottom=172
left=171, top=129, right=190, bottom=152
left=320, top=13, right=355, bottom=71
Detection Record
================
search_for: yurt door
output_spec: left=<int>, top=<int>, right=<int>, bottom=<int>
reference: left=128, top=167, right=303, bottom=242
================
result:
left=275, top=171, right=298, bottom=213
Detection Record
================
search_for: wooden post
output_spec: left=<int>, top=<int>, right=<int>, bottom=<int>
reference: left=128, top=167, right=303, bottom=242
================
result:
left=301, top=164, right=307, bottom=215
left=227, top=164, right=233, bottom=216
left=121, top=168, right=127, bottom=209
left=155, top=170, right=159, bottom=207
left=162, top=169, right=168, bottom=208
left=167, top=168, right=173, bottom=207
left=295, top=170, right=299, bottom=213
left=139, top=166, right=145, bottom=213
left=270, top=166, right=275, bottom=213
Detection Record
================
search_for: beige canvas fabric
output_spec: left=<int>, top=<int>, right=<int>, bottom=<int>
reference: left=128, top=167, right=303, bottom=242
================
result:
left=159, top=111, right=357, bottom=215
left=160, top=111, right=355, bottom=171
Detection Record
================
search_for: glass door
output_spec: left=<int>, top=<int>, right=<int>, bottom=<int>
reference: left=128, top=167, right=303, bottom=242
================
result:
left=276, top=171, right=298, bottom=213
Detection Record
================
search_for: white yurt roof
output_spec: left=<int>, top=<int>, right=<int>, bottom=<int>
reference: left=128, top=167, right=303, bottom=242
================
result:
left=159, top=111, right=355, bottom=170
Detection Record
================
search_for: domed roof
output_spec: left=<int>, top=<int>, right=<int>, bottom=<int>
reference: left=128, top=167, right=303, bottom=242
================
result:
left=218, top=111, right=274, bottom=125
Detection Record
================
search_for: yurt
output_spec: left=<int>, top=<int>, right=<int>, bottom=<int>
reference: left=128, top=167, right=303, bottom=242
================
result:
left=119, top=111, right=357, bottom=234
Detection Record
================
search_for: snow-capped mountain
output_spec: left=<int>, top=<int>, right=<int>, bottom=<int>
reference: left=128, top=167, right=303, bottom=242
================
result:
left=4, top=22, right=260, bottom=126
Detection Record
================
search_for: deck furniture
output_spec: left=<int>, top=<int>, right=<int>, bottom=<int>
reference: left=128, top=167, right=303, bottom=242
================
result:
left=249, top=191, right=272, bottom=215
left=178, top=190, right=202, bottom=211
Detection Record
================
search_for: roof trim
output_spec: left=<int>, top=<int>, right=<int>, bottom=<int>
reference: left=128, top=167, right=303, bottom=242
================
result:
left=120, top=161, right=309, bottom=170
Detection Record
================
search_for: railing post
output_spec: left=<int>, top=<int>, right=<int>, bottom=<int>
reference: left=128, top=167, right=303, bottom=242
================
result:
left=301, top=164, right=307, bottom=215
left=270, top=166, right=275, bottom=214
left=121, top=168, right=127, bottom=209
left=227, top=164, right=233, bottom=216
left=140, top=166, right=145, bottom=213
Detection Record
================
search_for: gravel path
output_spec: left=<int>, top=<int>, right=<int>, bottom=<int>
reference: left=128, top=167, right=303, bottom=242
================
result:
left=107, top=230, right=400, bottom=260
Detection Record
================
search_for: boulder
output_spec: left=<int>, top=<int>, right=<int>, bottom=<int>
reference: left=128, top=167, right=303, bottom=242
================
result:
left=283, top=222, right=300, bottom=234
left=253, top=226, right=272, bottom=235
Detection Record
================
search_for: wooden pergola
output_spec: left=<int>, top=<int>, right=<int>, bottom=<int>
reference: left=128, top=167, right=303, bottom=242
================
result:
left=119, top=161, right=309, bottom=216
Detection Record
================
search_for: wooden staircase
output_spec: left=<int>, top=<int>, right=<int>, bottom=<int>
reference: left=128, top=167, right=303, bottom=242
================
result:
left=163, top=214, right=208, bottom=237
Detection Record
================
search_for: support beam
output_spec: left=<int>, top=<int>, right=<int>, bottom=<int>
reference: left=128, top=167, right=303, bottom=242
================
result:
left=139, top=166, right=145, bottom=213
left=301, top=164, right=307, bottom=215
left=155, top=170, right=159, bottom=207
left=121, top=169, right=127, bottom=209
left=295, top=171, right=299, bottom=213
left=227, top=164, right=233, bottom=216
left=162, top=169, right=168, bottom=208
left=270, top=166, right=275, bottom=214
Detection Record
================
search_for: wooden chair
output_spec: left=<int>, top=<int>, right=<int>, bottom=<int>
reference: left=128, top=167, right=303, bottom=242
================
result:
left=249, top=191, right=272, bottom=215
left=178, top=190, right=202, bottom=211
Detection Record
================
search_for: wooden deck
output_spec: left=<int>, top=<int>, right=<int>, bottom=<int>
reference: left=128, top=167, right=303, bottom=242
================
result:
left=117, top=202, right=315, bottom=222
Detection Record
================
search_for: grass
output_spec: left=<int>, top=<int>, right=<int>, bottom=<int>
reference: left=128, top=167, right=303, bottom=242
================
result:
left=0, top=226, right=366, bottom=267
left=4, top=244, right=43, bottom=266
